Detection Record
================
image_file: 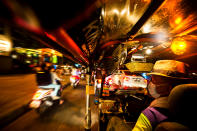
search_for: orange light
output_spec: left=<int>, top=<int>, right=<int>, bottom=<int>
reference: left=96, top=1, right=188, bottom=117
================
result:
left=143, top=0, right=151, bottom=3
left=33, top=92, right=42, bottom=99
left=29, top=100, right=41, bottom=108
left=169, top=14, right=184, bottom=30
left=98, top=79, right=102, bottom=83
left=171, top=38, right=187, bottom=55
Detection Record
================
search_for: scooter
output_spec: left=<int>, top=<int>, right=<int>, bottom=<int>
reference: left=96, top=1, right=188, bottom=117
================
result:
left=70, top=75, right=80, bottom=88
left=29, top=84, right=63, bottom=114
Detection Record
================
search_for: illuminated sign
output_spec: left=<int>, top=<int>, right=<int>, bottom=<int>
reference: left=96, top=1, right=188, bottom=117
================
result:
left=0, top=35, right=12, bottom=52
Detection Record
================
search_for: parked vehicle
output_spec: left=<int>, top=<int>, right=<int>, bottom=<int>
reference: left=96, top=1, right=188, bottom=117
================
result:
left=97, top=70, right=152, bottom=131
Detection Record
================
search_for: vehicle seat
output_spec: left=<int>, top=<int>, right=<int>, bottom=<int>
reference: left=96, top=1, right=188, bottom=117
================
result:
left=155, top=84, right=197, bottom=131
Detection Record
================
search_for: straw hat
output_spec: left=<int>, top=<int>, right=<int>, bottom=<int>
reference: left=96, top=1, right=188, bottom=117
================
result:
left=147, top=60, right=190, bottom=79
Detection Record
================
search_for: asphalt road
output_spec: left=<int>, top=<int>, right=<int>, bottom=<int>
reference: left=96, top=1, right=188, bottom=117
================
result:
left=1, top=80, right=99, bottom=131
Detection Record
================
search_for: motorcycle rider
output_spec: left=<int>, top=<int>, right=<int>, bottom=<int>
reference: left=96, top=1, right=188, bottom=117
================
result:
left=70, top=68, right=81, bottom=87
left=71, top=68, right=81, bottom=76
left=106, top=60, right=190, bottom=131
left=36, top=63, right=63, bottom=100
left=36, top=63, right=52, bottom=86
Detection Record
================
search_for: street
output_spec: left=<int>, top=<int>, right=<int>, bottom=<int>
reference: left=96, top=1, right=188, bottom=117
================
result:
left=1, top=80, right=99, bottom=131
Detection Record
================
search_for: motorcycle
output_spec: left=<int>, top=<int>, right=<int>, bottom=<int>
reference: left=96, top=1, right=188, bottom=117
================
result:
left=70, top=75, right=80, bottom=88
left=29, top=84, right=63, bottom=114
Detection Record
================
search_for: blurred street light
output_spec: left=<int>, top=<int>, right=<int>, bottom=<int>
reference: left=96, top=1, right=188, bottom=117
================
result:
left=120, top=9, right=126, bottom=16
left=145, top=49, right=152, bottom=55
left=101, top=8, right=105, bottom=16
left=112, top=9, right=119, bottom=15
left=175, top=17, right=182, bottom=25
left=142, top=24, right=151, bottom=33
left=0, top=35, right=12, bottom=52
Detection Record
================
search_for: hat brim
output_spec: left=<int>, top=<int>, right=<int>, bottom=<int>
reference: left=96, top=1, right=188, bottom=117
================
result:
left=147, top=72, right=190, bottom=79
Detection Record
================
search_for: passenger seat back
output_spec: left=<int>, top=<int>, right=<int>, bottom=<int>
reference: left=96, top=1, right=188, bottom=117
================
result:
left=155, top=84, right=197, bottom=131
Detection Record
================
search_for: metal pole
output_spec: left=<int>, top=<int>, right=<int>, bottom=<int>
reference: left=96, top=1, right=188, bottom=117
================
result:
left=85, top=67, right=91, bottom=130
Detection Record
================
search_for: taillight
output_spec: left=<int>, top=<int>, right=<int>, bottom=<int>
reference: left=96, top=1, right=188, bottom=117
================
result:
left=70, top=76, right=80, bottom=81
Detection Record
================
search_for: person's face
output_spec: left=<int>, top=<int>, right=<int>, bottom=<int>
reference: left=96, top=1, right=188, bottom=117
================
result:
left=148, top=75, right=173, bottom=98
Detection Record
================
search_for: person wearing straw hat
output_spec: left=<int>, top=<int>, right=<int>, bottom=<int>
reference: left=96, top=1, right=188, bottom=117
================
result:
left=107, top=60, right=190, bottom=131
left=132, top=60, right=190, bottom=131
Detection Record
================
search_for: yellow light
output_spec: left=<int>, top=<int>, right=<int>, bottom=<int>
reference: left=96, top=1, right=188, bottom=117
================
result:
left=101, top=8, right=105, bottom=16
left=175, top=17, right=182, bottom=25
left=120, top=9, right=126, bottom=16
left=178, top=41, right=186, bottom=49
left=112, top=9, right=119, bottom=15
left=171, top=38, right=187, bottom=55
left=33, top=92, right=42, bottom=99
left=0, top=35, right=12, bottom=52
left=143, top=24, right=151, bottom=33
left=127, top=7, right=130, bottom=16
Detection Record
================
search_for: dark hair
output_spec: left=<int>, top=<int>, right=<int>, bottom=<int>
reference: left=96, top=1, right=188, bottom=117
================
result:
left=41, top=63, right=47, bottom=70
left=48, top=66, right=53, bottom=71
